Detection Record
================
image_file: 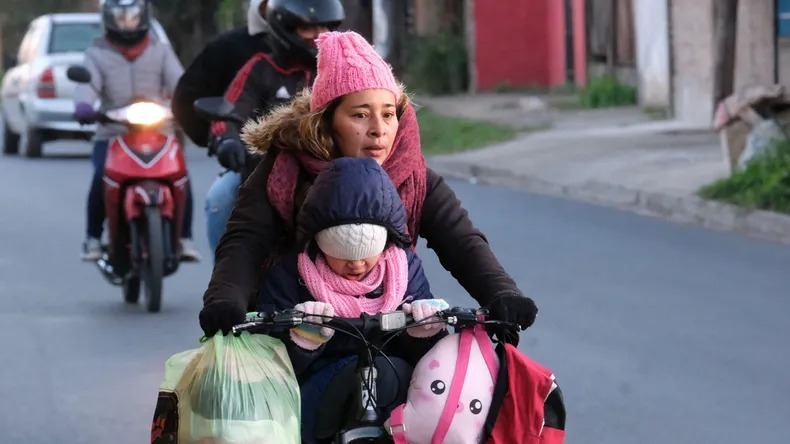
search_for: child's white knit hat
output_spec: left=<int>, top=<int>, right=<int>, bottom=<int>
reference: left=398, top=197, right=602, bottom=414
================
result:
left=315, top=223, right=388, bottom=261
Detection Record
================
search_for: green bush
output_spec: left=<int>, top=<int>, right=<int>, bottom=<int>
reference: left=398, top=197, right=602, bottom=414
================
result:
left=579, top=76, right=637, bottom=108
left=699, top=141, right=790, bottom=213
left=404, top=34, right=468, bottom=95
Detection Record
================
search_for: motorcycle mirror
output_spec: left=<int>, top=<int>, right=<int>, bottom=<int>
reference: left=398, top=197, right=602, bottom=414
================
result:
left=66, top=65, right=92, bottom=84
left=193, top=97, right=243, bottom=123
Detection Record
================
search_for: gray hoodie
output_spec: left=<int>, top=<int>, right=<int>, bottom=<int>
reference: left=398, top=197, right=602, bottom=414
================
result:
left=74, top=36, right=184, bottom=141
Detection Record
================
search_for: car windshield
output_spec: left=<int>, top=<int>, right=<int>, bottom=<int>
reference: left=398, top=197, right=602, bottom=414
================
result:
left=48, top=22, right=102, bottom=54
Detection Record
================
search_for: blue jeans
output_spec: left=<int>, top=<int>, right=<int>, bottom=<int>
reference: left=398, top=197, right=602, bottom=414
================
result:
left=87, top=140, right=194, bottom=239
left=204, top=171, right=241, bottom=258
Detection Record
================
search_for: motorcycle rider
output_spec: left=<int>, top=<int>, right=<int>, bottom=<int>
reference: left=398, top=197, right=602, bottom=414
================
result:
left=171, top=0, right=271, bottom=149
left=171, top=0, right=345, bottom=259
left=74, top=0, right=200, bottom=262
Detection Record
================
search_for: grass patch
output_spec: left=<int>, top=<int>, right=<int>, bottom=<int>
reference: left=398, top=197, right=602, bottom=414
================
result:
left=698, top=141, right=790, bottom=213
left=416, top=108, right=521, bottom=155
left=579, top=76, right=637, bottom=108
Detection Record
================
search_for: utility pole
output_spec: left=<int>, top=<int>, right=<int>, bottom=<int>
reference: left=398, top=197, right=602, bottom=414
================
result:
left=712, top=0, right=739, bottom=106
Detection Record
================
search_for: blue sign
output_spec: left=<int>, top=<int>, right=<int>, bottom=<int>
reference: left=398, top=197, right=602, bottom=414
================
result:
left=779, top=0, right=790, bottom=36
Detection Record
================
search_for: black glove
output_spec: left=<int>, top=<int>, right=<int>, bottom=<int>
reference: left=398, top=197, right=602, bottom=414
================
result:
left=199, top=300, right=247, bottom=337
left=487, top=294, right=538, bottom=330
left=215, top=137, right=247, bottom=172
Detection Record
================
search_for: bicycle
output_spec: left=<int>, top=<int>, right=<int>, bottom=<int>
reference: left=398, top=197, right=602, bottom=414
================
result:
left=232, top=306, right=521, bottom=444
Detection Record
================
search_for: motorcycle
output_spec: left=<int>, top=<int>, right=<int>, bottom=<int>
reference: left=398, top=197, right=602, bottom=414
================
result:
left=67, top=65, right=189, bottom=313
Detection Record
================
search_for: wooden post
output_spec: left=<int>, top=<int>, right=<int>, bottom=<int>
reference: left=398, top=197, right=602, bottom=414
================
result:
left=0, top=17, right=5, bottom=73
left=606, top=0, right=618, bottom=76
left=465, top=0, right=476, bottom=92
left=712, top=0, right=739, bottom=106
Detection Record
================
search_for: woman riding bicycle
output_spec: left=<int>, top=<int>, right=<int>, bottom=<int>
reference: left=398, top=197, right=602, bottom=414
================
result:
left=198, top=30, right=538, bottom=348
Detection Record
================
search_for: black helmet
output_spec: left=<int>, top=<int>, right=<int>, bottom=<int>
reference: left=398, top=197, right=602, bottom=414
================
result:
left=101, top=0, right=151, bottom=46
left=265, top=0, right=345, bottom=64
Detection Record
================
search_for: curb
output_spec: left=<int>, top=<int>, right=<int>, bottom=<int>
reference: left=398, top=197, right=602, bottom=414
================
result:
left=429, top=158, right=790, bottom=245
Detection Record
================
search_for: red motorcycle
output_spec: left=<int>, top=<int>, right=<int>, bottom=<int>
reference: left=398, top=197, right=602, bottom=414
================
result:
left=68, top=66, right=188, bottom=313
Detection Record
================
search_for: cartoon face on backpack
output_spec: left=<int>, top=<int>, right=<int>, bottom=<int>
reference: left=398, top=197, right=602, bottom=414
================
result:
left=388, top=331, right=499, bottom=444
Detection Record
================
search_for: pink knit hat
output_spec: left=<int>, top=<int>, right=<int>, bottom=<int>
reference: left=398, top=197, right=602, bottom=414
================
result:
left=310, top=31, right=401, bottom=111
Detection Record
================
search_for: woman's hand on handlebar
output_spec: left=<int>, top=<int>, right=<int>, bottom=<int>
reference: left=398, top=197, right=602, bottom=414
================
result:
left=487, top=294, right=538, bottom=330
left=289, top=302, right=335, bottom=350
left=199, top=300, right=247, bottom=337
left=402, top=299, right=450, bottom=338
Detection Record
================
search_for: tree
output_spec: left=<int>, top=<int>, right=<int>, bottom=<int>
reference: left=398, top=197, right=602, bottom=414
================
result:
left=0, top=0, right=233, bottom=65
left=0, top=0, right=86, bottom=64
left=340, top=0, right=372, bottom=41
left=712, top=0, right=739, bottom=107
left=151, top=0, right=222, bottom=64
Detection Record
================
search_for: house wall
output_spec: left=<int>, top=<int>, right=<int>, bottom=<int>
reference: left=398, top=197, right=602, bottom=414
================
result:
left=472, top=0, right=584, bottom=90
left=670, top=0, right=776, bottom=126
left=670, top=0, right=715, bottom=126
left=633, top=0, right=671, bottom=108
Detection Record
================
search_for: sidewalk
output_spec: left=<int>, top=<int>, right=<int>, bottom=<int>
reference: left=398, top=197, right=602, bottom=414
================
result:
left=419, top=94, right=790, bottom=245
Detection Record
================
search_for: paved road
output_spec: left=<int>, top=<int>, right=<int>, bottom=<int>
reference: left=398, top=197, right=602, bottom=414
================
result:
left=1, top=140, right=789, bottom=443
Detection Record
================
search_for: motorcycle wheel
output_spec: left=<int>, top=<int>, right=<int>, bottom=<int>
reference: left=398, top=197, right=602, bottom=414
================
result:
left=142, top=206, right=164, bottom=313
left=123, top=275, right=141, bottom=304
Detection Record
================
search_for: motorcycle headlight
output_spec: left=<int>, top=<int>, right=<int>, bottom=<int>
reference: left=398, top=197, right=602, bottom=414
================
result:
left=107, top=102, right=171, bottom=126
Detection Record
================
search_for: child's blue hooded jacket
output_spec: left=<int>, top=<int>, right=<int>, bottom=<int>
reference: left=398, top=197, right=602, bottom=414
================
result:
left=258, top=157, right=437, bottom=379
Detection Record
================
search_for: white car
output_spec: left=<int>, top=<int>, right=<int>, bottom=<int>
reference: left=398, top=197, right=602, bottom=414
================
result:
left=0, top=13, right=171, bottom=157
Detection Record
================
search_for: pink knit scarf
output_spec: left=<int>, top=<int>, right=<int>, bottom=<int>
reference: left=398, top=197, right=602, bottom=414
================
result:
left=297, top=246, right=408, bottom=317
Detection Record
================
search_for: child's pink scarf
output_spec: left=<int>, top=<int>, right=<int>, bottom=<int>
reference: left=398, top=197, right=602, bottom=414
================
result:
left=297, top=246, right=408, bottom=317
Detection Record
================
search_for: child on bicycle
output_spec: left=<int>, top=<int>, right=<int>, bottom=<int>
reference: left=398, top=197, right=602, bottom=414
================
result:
left=258, top=156, right=447, bottom=442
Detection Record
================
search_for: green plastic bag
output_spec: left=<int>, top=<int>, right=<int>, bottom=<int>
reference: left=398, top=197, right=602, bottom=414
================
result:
left=151, top=332, right=301, bottom=444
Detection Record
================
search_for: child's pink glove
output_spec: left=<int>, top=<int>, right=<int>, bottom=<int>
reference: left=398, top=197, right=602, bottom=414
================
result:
left=290, top=301, right=335, bottom=350
left=402, top=299, right=449, bottom=338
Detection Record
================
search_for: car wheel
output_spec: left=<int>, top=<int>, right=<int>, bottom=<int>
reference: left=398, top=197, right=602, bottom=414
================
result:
left=1, top=120, right=20, bottom=155
left=22, top=128, right=43, bottom=158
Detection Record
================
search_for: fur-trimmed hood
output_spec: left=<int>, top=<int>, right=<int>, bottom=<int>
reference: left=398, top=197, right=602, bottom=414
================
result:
left=240, top=90, right=319, bottom=157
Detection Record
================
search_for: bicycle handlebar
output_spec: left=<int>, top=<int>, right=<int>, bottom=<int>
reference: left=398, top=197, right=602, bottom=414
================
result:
left=231, top=306, right=520, bottom=336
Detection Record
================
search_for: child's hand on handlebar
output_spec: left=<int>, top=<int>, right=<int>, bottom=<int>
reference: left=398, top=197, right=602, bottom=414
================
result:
left=290, top=301, right=335, bottom=350
left=403, top=299, right=449, bottom=338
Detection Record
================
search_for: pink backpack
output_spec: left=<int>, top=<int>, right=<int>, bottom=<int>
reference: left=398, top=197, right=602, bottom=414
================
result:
left=387, top=323, right=499, bottom=443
